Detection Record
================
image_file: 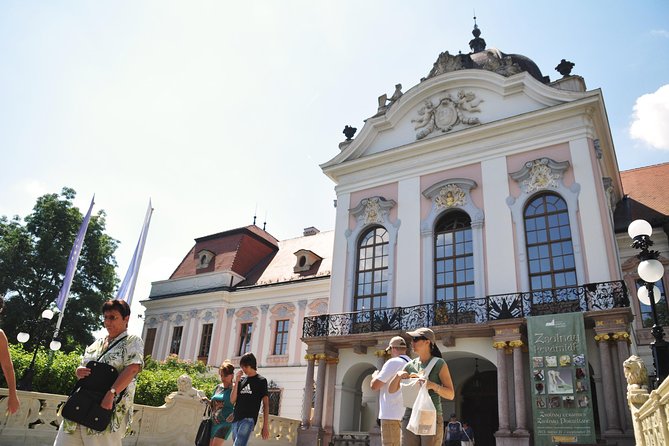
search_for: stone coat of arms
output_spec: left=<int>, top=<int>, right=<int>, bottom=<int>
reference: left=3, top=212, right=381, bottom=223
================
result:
left=412, top=90, right=483, bottom=140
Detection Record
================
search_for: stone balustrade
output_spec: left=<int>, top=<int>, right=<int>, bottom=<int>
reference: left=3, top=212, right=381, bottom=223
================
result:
left=625, top=355, right=669, bottom=446
left=0, top=376, right=299, bottom=446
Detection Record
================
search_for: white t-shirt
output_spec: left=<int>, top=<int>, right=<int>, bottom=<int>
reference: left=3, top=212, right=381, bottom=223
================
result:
left=376, top=354, right=411, bottom=420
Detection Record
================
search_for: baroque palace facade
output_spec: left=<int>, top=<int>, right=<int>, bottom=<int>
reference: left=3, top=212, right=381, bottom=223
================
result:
left=141, top=26, right=669, bottom=446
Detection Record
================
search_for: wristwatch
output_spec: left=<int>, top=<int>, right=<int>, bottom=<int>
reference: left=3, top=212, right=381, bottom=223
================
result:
left=110, top=387, right=117, bottom=396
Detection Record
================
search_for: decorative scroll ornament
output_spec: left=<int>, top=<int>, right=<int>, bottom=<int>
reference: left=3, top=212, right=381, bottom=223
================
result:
left=412, top=90, right=483, bottom=140
left=525, top=162, right=559, bottom=192
left=509, top=158, right=570, bottom=194
left=434, top=184, right=467, bottom=209
left=349, top=196, right=396, bottom=227
left=364, top=197, right=383, bottom=224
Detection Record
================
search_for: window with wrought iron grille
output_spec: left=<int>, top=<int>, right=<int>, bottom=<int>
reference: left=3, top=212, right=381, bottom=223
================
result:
left=354, top=226, right=389, bottom=311
left=170, top=326, right=183, bottom=355
left=198, top=323, right=214, bottom=358
left=636, top=279, right=669, bottom=328
left=524, top=193, right=577, bottom=292
left=268, top=387, right=282, bottom=416
left=238, top=322, right=253, bottom=356
left=273, top=319, right=289, bottom=355
left=434, top=211, right=474, bottom=302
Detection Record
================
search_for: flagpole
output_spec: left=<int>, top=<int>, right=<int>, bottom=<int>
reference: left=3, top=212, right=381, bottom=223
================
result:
left=116, top=199, right=154, bottom=306
left=53, top=195, right=95, bottom=340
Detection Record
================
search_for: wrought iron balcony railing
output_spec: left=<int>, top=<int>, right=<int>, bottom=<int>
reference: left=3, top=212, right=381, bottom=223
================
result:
left=302, top=280, right=628, bottom=338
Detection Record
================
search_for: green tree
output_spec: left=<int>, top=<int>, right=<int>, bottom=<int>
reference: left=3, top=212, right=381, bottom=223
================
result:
left=0, top=187, right=118, bottom=352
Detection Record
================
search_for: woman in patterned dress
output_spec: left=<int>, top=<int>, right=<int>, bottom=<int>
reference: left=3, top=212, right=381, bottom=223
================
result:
left=209, top=360, right=236, bottom=445
left=54, top=299, right=144, bottom=446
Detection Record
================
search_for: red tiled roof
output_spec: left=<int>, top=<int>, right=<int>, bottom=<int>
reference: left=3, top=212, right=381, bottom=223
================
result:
left=170, top=225, right=278, bottom=279
left=621, top=162, right=669, bottom=216
left=614, top=162, right=669, bottom=231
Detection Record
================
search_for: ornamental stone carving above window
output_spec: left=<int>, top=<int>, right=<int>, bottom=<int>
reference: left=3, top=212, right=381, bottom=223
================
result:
left=350, top=196, right=396, bottom=226
left=434, top=184, right=467, bottom=209
left=509, top=158, right=570, bottom=194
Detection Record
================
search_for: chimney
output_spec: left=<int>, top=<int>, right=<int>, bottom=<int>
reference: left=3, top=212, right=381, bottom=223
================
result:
left=303, top=227, right=320, bottom=236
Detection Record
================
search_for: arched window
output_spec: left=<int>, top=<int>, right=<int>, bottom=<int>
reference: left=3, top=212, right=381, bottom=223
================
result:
left=354, top=226, right=389, bottom=311
left=524, top=193, right=577, bottom=291
left=434, top=211, right=474, bottom=302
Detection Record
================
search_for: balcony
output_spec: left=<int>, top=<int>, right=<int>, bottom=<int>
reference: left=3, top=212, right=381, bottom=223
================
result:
left=303, top=280, right=628, bottom=338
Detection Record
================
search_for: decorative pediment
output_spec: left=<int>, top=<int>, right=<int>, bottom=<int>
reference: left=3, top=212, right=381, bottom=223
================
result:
left=509, top=158, right=570, bottom=194
left=421, top=178, right=483, bottom=232
left=236, top=307, right=259, bottom=321
left=321, top=70, right=590, bottom=181
left=412, top=90, right=483, bottom=140
left=349, top=196, right=396, bottom=227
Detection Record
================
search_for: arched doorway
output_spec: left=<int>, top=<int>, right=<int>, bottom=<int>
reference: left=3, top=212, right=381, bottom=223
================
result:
left=461, top=369, right=498, bottom=446
left=338, top=362, right=377, bottom=433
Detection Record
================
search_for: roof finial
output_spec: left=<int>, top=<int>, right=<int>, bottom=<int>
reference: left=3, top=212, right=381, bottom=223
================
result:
left=469, top=13, right=486, bottom=53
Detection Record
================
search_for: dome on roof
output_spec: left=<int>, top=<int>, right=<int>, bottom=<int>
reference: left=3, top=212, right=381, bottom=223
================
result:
left=425, top=23, right=549, bottom=84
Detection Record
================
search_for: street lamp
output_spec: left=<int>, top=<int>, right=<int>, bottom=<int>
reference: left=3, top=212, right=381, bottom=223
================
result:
left=628, top=219, right=669, bottom=387
left=16, top=308, right=62, bottom=391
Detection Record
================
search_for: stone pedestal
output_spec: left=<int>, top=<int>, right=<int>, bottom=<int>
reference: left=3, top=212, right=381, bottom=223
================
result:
left=494, top=430, right=531, bottom=446
left=296, top=426, right=325, bottom=446
left=368, top=427, right=382, bottom=446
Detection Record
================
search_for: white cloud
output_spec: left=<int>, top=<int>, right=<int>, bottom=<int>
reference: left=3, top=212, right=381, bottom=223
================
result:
left=651, top=29, right=669, bottom=38
left=629, top=84, right=669, bottom=151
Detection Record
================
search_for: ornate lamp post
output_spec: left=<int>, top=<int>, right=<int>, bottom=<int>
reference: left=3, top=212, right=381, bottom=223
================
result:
left=628, top=219, right=669, bottom=386
left=16, top=308, right=62, bottom=391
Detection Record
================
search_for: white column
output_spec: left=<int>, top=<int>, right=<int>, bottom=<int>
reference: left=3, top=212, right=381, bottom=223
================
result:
left=482, top=157, right=517, bottom=294
left=396, top=177, right=421, bottom=306
left=569, top=137, right=610, bottom=282
left=331, top=191, right=351, bottom=313
left=294, top=300, right=308, bottom=365
left=256, top=304, right=269, bottom=361
left=156, top=317, right=170, bottom=360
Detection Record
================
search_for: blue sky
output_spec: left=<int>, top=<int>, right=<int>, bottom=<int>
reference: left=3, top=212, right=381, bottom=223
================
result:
left=1, top=1, right=668, bottom=333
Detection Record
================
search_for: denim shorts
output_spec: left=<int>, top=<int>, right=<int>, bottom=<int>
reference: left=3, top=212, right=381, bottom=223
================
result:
left=232, top=418, right=256, bottom=446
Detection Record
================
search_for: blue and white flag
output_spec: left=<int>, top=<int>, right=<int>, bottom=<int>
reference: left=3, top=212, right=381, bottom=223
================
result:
left=55, top=196, right=95, bottom=311
left=116, top=200, right=153, bottom=306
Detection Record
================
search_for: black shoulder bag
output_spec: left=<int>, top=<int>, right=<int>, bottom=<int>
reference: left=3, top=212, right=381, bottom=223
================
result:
left=61, top=336, right=127, bottom=431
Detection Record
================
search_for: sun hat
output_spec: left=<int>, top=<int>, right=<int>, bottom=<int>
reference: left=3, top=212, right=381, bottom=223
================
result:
left=385, top=336, right=408, bottom=352
left=406, top=327, right=436, bottom=343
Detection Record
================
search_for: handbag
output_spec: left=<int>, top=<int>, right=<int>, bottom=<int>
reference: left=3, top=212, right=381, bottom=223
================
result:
left=61, top=336, right=127, bottom=431
left=461, top=428, right=474, bottom=446
left=194, top=404, right=212, bottom=446
left=406, top=383, right=436, bottom=436
left=400, top=357, right=438, bottom=408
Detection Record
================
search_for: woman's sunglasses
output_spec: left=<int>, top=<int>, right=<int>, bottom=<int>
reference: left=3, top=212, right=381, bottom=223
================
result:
left=412, top=336, right=428, bottom=342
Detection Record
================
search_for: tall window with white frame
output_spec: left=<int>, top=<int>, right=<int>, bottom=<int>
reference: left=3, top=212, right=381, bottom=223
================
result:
left=170, top=326, right=183, bottom=356
left=144, top=327, right=157, bottom=358
left=198, top=323, right=214, bottom=360
left=238, top=322, right=253, bottom=356
left=354, top=226, right=389, bottom=312
left=434, top=211, right=475, bottom=305
left=273, top=319, right=289, bottom=355
left=524, top=193, right=577, bottom=302
left=636, top=279, right=669, bottom=328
